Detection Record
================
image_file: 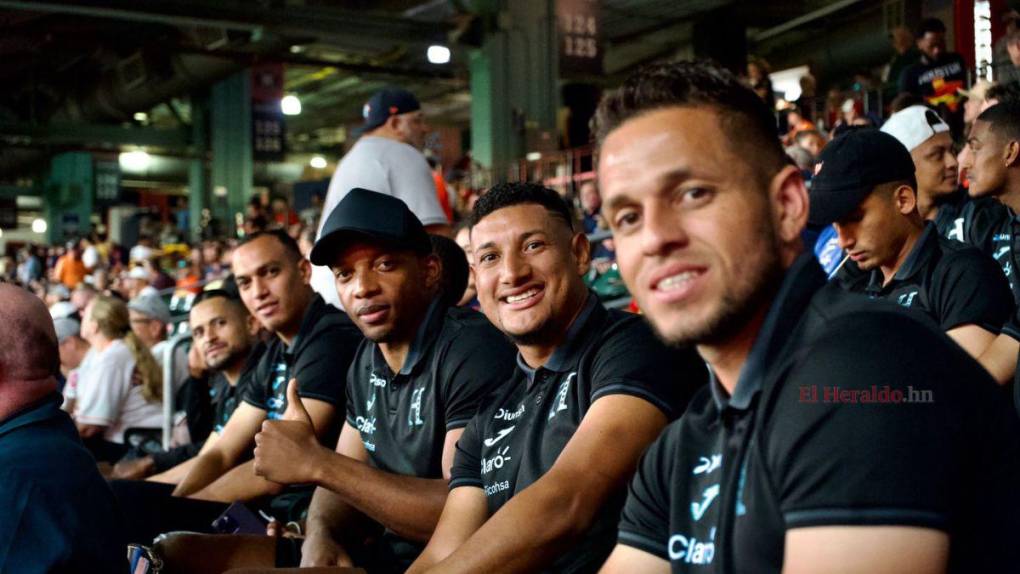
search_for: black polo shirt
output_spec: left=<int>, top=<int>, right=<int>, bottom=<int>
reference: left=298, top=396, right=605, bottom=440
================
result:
left=244, top=294, right=362, bottom=435
left=346, top=301, right=517, bottom=570
left=935, top=194, right=1020, bottom=303
left=836, top=223, right=1013, bottom=333
left=449, top=294, right=707, bottom=573
left=616, top=254, right=1020, bottom=573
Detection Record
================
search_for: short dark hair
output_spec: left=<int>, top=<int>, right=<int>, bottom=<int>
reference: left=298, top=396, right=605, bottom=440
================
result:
left=917, top=17, right=946, bottom=38
left=985, top=81, right=1020, bottom=106
left=236, top=229, right=303, bottom=262
left=592, top=61, right=785, bottom=185
left=977, top=101, right=1020, bottom=143
left=470, top=182, right=574, bottom=231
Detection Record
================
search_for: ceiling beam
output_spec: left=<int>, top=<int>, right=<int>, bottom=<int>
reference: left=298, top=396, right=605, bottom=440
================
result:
left=0, top=0, right=453, bottom=44
left=0, top=122, right=191, bottom=150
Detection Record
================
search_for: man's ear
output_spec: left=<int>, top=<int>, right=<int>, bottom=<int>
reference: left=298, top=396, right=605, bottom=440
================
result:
left=570, top=230, right=592, bottom=276
left=296, top=257, right=312, bottom=285
left=895, top=184, right=918, bottom=215
left=1005, top=140, right=1020, bottom=168
left=423, top=253, right=443, bottom=291
left=246, top=313, right=261, bottom=336
left=768, top=164, right=809, bottom=244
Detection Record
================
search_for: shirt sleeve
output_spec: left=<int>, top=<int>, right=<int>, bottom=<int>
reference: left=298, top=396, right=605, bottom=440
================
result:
left=615, top=425, right=676, bottom=560
left=767, top=312, right=989, bottom=531
left=932, top=248, right=1013, bottom=333
left=439, top=323, right=517, bottom=430
left=241, top=349, right=272, bottom=411
left=387, top=151, right=447, bottom=227
left=448, top=415, right=484, bottom=490
left=292, top=320, right=362, bottom=407
left=589, top=315, right=707, bottom=420
left=75, top=346, right=134, bottom=427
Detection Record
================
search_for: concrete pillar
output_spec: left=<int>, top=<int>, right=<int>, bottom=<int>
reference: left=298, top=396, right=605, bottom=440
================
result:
left=210, top=71, right=252, bottom=237
left=44, top=152, right=94, bottom=244
left=469, top=0, right=559, bottom=173
left=188, top=93, right=209, bottom=242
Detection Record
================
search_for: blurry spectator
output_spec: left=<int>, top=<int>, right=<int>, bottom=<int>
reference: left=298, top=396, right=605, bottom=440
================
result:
left=785, top=144, right=814, bottom=174
left=889, top=92, right=925, bottom=113
left=579, top=181, right=614, bottom=261
left=202, top=240, right=228, bottom=279
left=795, top=74, right=817, bottom=120
left=0, top=284, right=126, bottom=573
left=454, top=223, right=478, bottom=307
left=74, top=295, right=163, bottom=462
left=53, top=241, right=87, bottom=288
left=794, top=129, right=826, bottom=158
left=130, top=236, right=157, bottom=264
left=177, top=247, right=205, bottom=294
left=299, top=193, right=323, bottom=228
left=45, top=284, right=71, bottom=307
left=144, top=257, right=175, bottom=290
left=961, top=80, right=996, bottom=126
left=269, top=195, right=299, bottom=228
left=297, top=224, right=316, bottom=260
left=125, top=266, right=158, bottom=299
left=747, top=56, right=775, bottom=110
left=884, top=25, right=921, bottom=102
left=54, top=316, right=88, bottom=377
left=81, top=235, right=101, bottom=272
left=782, top=107, right=816, bottom=145
left=128, top=294, right=189, bottom=396
left=899, top=18, right=966, bottom=134
left=70, top=283, right=97, bottom=314
left=985, top=80, right=1020, bottom=106
left=994, top=7, right=1020, bottom=82
left=312, top=87, right=450, bottom=309
left=16, top=245, right=42, bottom=285
left=427, top=153, right=455, bottom=223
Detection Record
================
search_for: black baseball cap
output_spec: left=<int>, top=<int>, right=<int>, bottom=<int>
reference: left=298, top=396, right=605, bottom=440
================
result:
left=359, top=87, right=420, bottom=133
left=310, top=188, right=431, bottom=266
left=808, top=129, right=916, bottom=226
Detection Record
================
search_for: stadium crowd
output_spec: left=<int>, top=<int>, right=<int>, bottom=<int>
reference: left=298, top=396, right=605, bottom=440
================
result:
left=3, top=15, right=1020, bottom=574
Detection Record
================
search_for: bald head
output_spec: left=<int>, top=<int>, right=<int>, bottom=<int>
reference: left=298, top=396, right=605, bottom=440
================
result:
left=0, top=284, right=59, bottom=387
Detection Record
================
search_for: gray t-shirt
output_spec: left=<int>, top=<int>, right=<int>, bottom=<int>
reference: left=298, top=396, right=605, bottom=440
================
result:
left=311, top=136, right=446, bottom=309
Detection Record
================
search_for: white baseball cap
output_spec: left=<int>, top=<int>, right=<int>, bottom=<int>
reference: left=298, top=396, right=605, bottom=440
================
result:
left=881, top=105, right=950, bottom=152
left=49, top=301, right=78, bottom=320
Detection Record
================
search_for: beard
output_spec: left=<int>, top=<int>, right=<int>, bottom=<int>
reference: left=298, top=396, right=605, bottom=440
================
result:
left=205, top=346, right=247, bottom=372
left=647, top=217, right=786, bottom=349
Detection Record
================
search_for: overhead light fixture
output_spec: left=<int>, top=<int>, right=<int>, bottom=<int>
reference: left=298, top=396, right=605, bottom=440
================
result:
left=526, top=152, right=542, bottom=161
left=133, top=112, right=148, bottom=122
left=0, top=227, right=4, bottom=238
left=119, top=150, right=152, bottom=171
left=281, top=94, right=302, bottom=116
left=31, top=218, right=47, bottom=234
left=309, top=156, right=327, bottom=169
left=427, top=45, right=451, bottom=65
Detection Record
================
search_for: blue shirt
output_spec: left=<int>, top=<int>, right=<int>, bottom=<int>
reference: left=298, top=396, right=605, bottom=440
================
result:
left=0, top=394, right=127, bottom=574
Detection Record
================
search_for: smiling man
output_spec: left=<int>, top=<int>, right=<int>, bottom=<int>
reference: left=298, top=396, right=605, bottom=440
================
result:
left=809, top=129, right=1013, bottom=360
left=593, top=61, right=1020, bottom=573
left=406, top=183, right=705, bottom=574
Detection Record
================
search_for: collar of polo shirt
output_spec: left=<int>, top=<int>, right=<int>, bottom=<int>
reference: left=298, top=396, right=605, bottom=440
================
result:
left=515, top=292, right=600, bottom=387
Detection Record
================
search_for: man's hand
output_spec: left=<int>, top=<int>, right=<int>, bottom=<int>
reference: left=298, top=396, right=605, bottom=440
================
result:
left=112, top=455, right=156, bottom=480
left=300, top=531, right=355, bottom=568
left=253, top=378, right=329, bottom=485
left=188, top=342, right=206, bottom=379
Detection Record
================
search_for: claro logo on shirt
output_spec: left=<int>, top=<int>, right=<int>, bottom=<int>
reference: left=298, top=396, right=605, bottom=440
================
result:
left=669, top=527, right=716, bottom=565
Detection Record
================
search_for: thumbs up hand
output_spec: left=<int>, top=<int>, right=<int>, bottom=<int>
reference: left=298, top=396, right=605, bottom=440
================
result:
left=254, top=378, right=327, bottom=485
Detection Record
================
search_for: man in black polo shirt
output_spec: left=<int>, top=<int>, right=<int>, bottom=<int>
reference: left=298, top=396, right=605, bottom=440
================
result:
left=113, top=230, right=362, bottom=544
left=809, top=128, right=1013, bottom=360
left=207, top=188, right=516, bottom=573
left=594, top=61, right=1020, bottom=573
left=112, top=288, right=262, bottom=481
left=406, top=183, right=705, bottom=574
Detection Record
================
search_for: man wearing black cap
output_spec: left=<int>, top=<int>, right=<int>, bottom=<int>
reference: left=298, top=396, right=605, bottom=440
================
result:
left=311, top=87, right=451, bottom=310
left=594, top=61, right=1020, bottom=573
left=193, top=188, right=515, bottom=572
left=810, top=129, right=1013, bottom=360
left=407, top=183, right=704, bottom=574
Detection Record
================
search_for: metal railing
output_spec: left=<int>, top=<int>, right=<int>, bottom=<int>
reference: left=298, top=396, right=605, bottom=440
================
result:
left=161, top=333, right=192, bottom=449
